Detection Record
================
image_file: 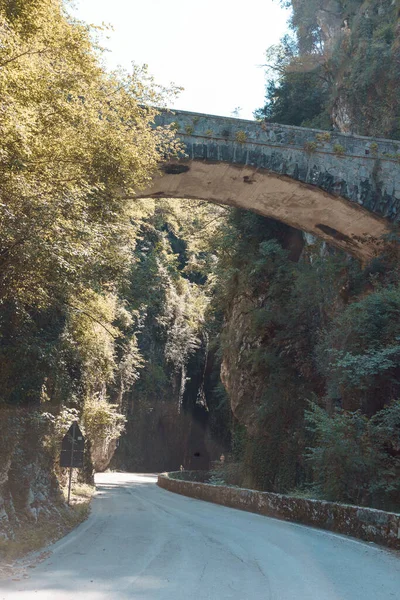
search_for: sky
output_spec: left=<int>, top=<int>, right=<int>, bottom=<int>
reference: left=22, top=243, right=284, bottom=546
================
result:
left=70, top=0, right=290, bottom=120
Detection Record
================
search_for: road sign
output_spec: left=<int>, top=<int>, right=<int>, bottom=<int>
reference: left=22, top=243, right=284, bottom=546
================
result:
left=60, top=422, right=85, bottom=504
left=60, top=422, right=85, bottom=467
left=62, top=422, right=85, bottom=450
left=60, top=450, right=84, bottom=468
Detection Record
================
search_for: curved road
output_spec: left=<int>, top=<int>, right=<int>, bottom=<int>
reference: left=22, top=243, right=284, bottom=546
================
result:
left=1, top=473, right=400, bottom=599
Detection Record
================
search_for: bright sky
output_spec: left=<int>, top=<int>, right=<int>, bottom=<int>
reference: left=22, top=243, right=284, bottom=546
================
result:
left=70, top=0, right=290, bottom=120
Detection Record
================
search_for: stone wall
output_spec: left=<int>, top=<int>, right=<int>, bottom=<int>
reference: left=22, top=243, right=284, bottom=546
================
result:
left=158, top=472, right=400, bottom=549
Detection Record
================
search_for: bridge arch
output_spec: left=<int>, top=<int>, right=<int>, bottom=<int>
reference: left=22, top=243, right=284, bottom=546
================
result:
left=139, top=110, right=400, bottom=260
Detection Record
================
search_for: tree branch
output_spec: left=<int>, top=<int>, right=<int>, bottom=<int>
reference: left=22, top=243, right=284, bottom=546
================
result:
left=63, top=300, right=118, bottom=339
left=0, top=47, right=48, bottom=68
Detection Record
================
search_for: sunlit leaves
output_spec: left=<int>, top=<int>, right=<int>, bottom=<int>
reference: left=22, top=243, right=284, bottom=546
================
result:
left=0, top=0, right=180, bottom=310
left=0, top=0, right=181, bottom=410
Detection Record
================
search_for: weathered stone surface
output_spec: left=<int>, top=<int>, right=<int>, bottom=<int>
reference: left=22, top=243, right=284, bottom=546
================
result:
left=140, top=110, right=400, bottom=260
left=90, top=437, right=117, bottom=472
left=158, top=472, right=400, bottom=549
left=219, top=293, right=265, bottom=433
left=0, top=410, right=70, bottom=542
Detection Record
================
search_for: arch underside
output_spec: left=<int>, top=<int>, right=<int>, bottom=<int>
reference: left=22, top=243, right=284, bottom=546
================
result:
left=138, top=161, right=389, bottom=260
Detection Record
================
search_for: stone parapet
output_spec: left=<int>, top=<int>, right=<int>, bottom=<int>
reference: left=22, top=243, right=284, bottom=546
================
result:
left=158, top=472, right=400, bottom=549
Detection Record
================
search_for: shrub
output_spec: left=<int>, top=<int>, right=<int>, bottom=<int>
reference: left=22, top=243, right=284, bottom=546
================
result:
left=83, top=398, right=126, bottom=444
left=315, top=132, right=331, bottom=143
left=333, top=143, right=346, bottom=156
left=235, top=130, right=247, bottom=143
left=304, top=141, right=317, bottom=153
left=317, top=286, right=400, bottom=413
left=305, top=400, right=400, bottom=509
left=208, top=457, right=243, bottom=487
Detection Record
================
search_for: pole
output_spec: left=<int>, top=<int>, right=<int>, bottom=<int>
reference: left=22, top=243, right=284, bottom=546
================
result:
left=67, top=423, right=76, bottom=506
left=67, top=465, right=73, bottom=506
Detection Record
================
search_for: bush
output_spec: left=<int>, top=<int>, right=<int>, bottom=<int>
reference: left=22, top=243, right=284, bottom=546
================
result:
left=305, top=400, right=400, bottom=509
left=83, top=398, right=126, bottom=444
left=208, top=458, right=243, bottom=487
left=317, top=286, right=400, bottom=413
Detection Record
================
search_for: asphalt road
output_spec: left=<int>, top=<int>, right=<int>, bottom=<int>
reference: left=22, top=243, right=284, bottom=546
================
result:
left=1, top=472, right=400, bottom=599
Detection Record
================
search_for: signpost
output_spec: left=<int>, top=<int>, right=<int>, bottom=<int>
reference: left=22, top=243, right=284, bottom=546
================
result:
left=60, top=422, right=85, bottom=505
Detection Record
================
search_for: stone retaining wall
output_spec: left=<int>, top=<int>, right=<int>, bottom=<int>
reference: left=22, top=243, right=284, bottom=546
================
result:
left=158, top=472, right=400, bottom=549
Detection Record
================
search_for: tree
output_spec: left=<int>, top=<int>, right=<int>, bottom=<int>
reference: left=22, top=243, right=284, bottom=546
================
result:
left=0, top=0, right=179, bottom=311
left=255, top=73, right=331, bottom=128
left=0, top=0, right=181, bottom=410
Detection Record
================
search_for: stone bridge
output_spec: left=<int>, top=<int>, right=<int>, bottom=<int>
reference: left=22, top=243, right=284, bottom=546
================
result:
left=140, top=109, right=400, bottom=259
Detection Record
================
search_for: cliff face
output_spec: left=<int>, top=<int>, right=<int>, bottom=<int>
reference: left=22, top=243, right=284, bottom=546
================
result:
left=220, top=295, right=265, bottom=434
left=0, top=411, right=63, bottom=543
left=90, top=439, right=118, bottom=472
left=269, top=1, right=400, bottom=138
left=320, top=0, right=400, bottom=136
left=315, top=0, right=343, bottom=49
left=212, top=215, right=311, bottom=492
left=214, top=206, right=400, bottom=506
left=219, top=223, right=306, bottom=434
left=207, top=1, right=400, bottom=503
left=114, top=317, right=226, bottom=473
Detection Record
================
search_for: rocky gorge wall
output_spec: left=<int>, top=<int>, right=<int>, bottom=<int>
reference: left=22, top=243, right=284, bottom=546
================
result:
left=0, top=408, right=98, bottom=548
left=0, top=411, right=62, bottom=543
left=291, top=0, right=400, bottom=138
left=158, top=472, right=400, bottom=549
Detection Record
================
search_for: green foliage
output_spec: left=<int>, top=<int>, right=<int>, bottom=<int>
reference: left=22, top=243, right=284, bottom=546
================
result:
left=0, top=0, right=184, bottom=498
left=315, top=132, right=331, bottom=143
left=305, top=400, right=400, bottom=509
left=260, top=0, right=400, bottom=138
left=256, top=73, right=331, bottom=129
left=235, top=130, right=247, bottom=143
left=115, top=199, right=231, bottom=472
left=370, top=142, right=379, bottom=155
left=208, top=459, right=242, bottom=487
left=83, top=398, right=126, bottom=444
left=0, top=2, right=179, bottom=309
left=333, top=143, right=346, bottom=156
left=304, top=141, right=317, bottom=153
left=0, top=0, right=179, bottom=416
left=318, top=286, right=400, bottom=413
left=305, top=402, right=374, bottom=504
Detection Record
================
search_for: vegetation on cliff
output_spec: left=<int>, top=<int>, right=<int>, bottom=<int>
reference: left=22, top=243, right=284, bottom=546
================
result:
left=114, top=199, right=230, bottom=472
left=210, top=0, right=400, bottom=509
left=261, top=0, right=400, bottom=138
left=208, top=209, right=400, bottom=509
